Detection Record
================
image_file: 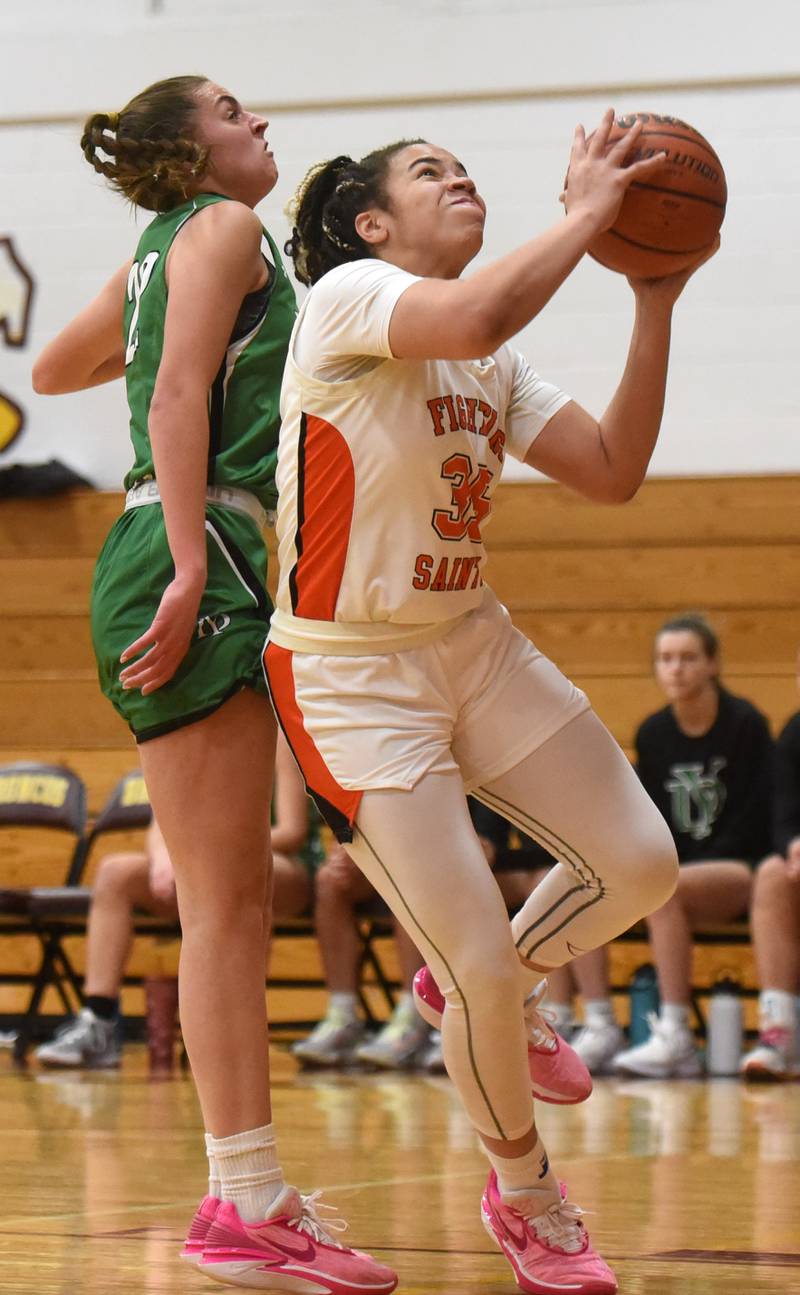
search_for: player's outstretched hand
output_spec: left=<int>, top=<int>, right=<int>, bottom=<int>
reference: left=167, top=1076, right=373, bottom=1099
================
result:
left=119, top=574, right=204, bottom=695
left=628, top=235, right=721, bottom=305
left=561, top=108, right=669, bottom=236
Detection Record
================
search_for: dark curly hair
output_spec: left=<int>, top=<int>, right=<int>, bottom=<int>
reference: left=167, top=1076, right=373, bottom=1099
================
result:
left=80, top=75, right=210, bottom=213
left=284, top=139, right=424, bottom=286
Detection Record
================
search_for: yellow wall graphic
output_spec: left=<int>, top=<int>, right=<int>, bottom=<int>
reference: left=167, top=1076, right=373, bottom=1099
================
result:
left=0, top=236, right=35, bottom=454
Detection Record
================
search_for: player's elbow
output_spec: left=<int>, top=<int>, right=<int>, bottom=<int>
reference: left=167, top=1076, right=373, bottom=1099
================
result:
left=31, top=357, right=63, bottom=394
left=605, top=476, right=643, bottom=504
left=574, top=476, right=642, bottom=505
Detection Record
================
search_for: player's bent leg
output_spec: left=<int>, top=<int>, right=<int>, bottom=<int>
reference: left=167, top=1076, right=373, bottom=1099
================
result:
left=348, top=772, right=614, bottom=1291
left=478, top=709, right=678, bottom=972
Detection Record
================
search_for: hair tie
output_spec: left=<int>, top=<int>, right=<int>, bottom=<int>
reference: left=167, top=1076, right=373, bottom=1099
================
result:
left=322, top=219, right=354, bottom=253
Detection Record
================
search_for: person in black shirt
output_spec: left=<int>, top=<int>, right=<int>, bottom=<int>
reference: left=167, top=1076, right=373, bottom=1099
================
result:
left=740, top=677, right=800, bottom=1080
left=613, top=613, right=774, bottom=1078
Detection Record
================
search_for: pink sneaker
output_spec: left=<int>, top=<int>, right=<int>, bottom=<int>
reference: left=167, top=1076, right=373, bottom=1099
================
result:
left=413, top=966, right=592, bottom=1105
left=180, top=1194, right=220, bottom=1264
left=199, top=1189, right=398, bottom=1292
left=481, top=1170, right=617, bottom=1295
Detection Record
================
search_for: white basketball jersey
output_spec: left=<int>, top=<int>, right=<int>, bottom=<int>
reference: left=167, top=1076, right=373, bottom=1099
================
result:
left=271, top=259, right=570, bottom=654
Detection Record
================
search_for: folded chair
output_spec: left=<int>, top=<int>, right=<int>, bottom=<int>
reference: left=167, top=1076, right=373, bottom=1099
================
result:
left=0, top=761, right=88, bottom=1059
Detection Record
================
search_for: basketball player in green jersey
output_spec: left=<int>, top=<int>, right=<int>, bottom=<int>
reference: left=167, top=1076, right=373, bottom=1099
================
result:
left=33, top=76, right=396, bottom=1294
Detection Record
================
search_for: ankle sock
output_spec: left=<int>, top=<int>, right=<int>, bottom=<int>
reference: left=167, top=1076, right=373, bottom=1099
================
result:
left=206, top=1124, right=284, bottom=1221
left=584, top=998, right=616, bottom=1028
left=661, top=1003, right=691, bottom=1030
left=85, top=995, right=118, bottom=1021
left=486, top=1134, right=560, bottom=1202
left=548, top=1002, right=576, bottom=1034
left=760, top=989, right=796, bottom=1030
left=329, top=992, right=359, bottom=1021
left=391, top=991, right=418, bottom=1023
left=207, top=1151, right=221, bottom=1199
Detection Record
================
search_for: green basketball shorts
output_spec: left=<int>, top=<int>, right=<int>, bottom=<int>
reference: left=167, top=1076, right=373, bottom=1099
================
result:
left=91, top=502, right=271, bottom=742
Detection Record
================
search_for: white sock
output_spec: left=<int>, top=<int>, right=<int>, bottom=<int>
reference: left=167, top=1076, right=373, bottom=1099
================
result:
left=760, top=989, right=796, bottom=1030
left=583, top=998, right=616, bottom=1027
left=548, top=1002, right=575, bottom=1033
left=486, top=1134, right=560, bottom=1204
left=329, top=992, right=359, bottom=1020
left=392, top=991, right=417, bottom=1021
left=206, top=1124, right=284, bottom=1222
left=661, top=1003, right=691, bottom=1030
left=206, top=1147, right=221, bottom=1198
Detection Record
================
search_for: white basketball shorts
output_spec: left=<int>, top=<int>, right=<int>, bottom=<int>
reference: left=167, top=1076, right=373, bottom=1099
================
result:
left=263, top=589, right=588, bottom=841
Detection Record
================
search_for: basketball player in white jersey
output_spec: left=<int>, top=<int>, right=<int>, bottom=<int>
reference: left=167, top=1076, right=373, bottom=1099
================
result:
left=265, top=112, right=717, bottom=1295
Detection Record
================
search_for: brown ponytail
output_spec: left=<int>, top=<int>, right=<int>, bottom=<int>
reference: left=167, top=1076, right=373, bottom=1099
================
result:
left=285, top=139, right=423, bottom=285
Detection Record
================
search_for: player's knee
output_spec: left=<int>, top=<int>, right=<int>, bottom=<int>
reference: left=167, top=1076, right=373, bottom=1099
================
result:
left=441, top=938, right=520, bottom=1013
left=314, top=860, right=355, bottom=906
left=754, top=852, right=794, bottom=903
left=636, top=825, right=680, bottom=914
left=607, top=818, right=678, bottom=920
left=92, top=853, right=145, bottom=900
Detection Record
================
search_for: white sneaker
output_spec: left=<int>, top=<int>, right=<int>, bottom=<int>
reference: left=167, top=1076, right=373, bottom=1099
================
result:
left=34, top=1009, right=121, bottom=1069
left=570, top=1020, right=625, bottom=1075
left=355, top=1003, right=430, bottom=1069
left=291, top=1012, right=369, bottom=1068
left=613, top=1013, right=702, bottom=1079
left=740, top=1026, right=799, bottom=1081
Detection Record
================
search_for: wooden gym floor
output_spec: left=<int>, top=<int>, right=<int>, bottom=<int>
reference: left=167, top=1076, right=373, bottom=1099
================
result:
left=3, top=1043, right=799, bottom=1294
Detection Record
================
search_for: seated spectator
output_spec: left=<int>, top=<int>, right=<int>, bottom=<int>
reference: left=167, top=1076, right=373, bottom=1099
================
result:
left=740, top=675, right=800, bottom=1080
left=608, top=613, right=774, bottom=1078
left=292, top=797, right=553, bottom=1071
left=34, top=735, right=314, bottom=1069
left=291, top=854, right=431, bottom=1070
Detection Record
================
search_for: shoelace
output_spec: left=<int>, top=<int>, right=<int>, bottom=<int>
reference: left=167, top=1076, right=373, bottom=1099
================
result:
left=526, top=1199, right=587, bottom=1254
left=645, top=1010, right=689, bottom=1043
left=290, top=1190, right=349, bottom=1249
left=523, top=980, right=557, bottom=1051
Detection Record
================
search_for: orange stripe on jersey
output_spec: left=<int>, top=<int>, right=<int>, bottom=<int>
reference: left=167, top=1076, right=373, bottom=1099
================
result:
left=289, top=412, right=355, bottom=621
left=263, top=641, right=362, bottom=842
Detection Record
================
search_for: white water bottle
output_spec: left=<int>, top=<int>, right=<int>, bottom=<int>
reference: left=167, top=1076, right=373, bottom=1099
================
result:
left=706, top=977, right=743, bottom=1076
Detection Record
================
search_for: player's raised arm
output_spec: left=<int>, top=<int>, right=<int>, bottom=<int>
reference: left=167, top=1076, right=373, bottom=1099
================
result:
left=32, top=260, right=130, bottom=393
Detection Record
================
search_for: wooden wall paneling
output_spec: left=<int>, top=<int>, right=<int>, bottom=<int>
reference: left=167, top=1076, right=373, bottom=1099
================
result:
left=486, top=544, right=800, bottom=613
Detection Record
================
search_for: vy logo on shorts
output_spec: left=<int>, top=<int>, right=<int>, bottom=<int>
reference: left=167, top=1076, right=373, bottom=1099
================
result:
left=196, top=613, right=231, bottom=639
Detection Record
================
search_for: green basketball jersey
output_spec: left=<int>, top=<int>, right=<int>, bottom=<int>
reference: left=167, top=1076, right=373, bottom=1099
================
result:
left=122, top=193, right=297, bottom=511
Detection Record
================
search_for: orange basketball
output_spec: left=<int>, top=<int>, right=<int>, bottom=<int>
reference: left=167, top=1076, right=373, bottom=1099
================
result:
left=587, top=112, right=727, bottom=278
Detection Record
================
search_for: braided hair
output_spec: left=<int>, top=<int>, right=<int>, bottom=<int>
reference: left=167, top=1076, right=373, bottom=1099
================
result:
left=81, top=75, right=210, bottom=213
left=285, top=139, right=424, bottom=286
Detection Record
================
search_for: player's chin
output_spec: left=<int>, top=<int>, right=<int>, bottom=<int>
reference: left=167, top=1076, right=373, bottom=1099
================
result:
left=263, top=157, right=279, bottom=192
